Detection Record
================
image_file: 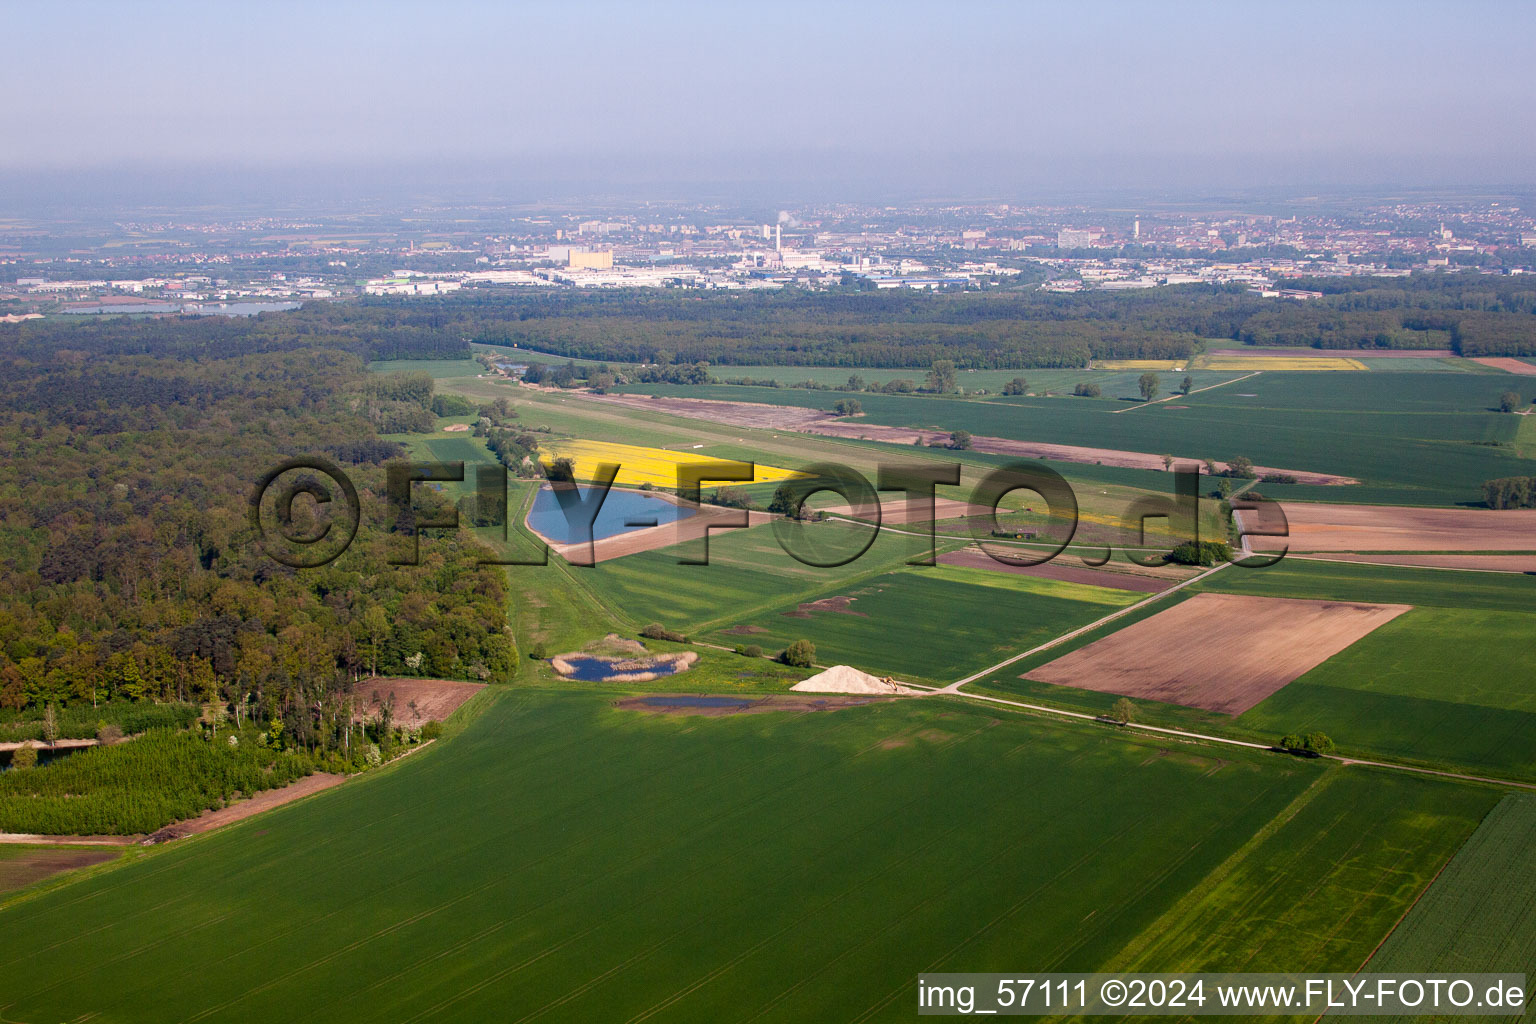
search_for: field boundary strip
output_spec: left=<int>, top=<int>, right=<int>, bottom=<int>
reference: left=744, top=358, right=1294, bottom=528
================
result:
left=1111, top=370, right=1262, bottom=413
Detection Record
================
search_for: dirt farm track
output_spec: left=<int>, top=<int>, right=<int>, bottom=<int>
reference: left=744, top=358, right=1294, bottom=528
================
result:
left=1024, top=593, right=1411, bottom=715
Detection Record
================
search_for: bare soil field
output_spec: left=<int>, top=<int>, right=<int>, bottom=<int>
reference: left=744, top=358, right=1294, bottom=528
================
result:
left=1209, top=347, right=1455, bottom=359
left=1255, top=502, right=1536, bottom=553
left=1298, top=553, right=1536, bottom=572
left=614, top=693, right=889, bottom=717
left=352, top=677, right=486, bottom=726
left=0, top=847, right=120, bottom=894
left=936, top=546, right=1189, bottom=592
left=1023, top=592, right=1411, bottom=715
left=0, top=833, right=135, bottom=847
left=1471, top=357, right=1536, bottom=375
left=584, top=392, right=1355, bottom=485
left=783, top=594, right=867, bottom=618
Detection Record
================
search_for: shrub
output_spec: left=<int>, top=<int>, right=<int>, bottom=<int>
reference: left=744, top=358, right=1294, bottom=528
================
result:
left=1483, top=476, right=1536, bottom=509
left=1278, top=732, right=1335, bottom=757
left=781, top=639, right=816, bottom=668
left=10, top=743, right=37, bottom=771
left=420, top=720, right=443, bottom=741
left=946, top=429, right=973, bottom=450
left=1072, top=382, right=1101, bottom=397
left=97, top=724, right=124, bottom=745
left=640, top=623, right=688, bottom=643
left=527, top=641, right=548, bottom=660
left=706, top=486, right=757, bottom=510
left=832, top=398, right=862, bottom=417
left=736, top=644, right=764, bottom=658
left=767, top=483, right=800, bottom=517
left=1219, top=455, right=1257, bottom=479
left=1303, top=732, right=1336, bottom=755
left=1259, top=473, right=1297, bottom=484
left=1498, top=390, right=1522, bottom=413
left=1166, top=540, right=1232, bottom=566
left=1002, top=377, right=1028, bottom=396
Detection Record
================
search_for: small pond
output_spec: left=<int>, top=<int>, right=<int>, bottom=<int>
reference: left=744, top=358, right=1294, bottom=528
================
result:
left=555, top=655, right=688, bottom=682
left=527, top=485, right=695, bottom=544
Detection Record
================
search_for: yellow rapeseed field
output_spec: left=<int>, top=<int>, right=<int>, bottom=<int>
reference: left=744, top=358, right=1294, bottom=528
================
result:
left=1092, top=359, right=1188, bottom=370
left=1199, top=356, right=1366, bottom=371
left=540, top=438, right=807, bottom=489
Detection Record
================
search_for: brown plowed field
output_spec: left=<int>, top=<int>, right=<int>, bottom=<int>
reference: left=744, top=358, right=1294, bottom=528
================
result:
left=0, top=847, right=121, bottom=893
left=352, top=677, right=485, bottom=726
left=1255, top=503, right=1536, bottom=553
left=1023, top=592, right=1411, bottom=715
left=1471, top=357, right=1536, bottom=375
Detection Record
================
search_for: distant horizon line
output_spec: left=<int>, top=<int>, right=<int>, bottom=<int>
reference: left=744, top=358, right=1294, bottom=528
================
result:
left=1, top=162, right=1533, bottom=218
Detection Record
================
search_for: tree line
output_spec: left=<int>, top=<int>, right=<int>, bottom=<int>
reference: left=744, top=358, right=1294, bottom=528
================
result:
left=0, top=320, right=514, bottom=762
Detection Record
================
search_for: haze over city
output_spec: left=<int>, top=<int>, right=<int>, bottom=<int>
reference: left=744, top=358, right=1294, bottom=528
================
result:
left=5, top=0, right=1536, bottom=205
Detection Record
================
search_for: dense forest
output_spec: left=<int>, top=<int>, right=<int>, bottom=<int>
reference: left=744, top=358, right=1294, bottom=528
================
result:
left=60, top=275, right=1519, bottom=370
left=0, top=313, right=512, bottom=754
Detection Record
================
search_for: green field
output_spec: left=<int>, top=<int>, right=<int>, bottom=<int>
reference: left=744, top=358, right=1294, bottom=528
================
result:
left=973, top=559, right=1536, bottom=781
left=703, top=563, right=1141, bottom=685
left=574, top=516, right=960, bottom=629
left=611, top=372, right=1535, bottom=505
left=1357, top=793, right=1536, bottom=1023
left=1107, top=769, right=1501, bottom=973
left=0, top=691, right=1492, bottom=1022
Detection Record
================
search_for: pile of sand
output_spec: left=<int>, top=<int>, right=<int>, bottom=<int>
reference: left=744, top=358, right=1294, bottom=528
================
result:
left=790, top=665, right=922, bottom=696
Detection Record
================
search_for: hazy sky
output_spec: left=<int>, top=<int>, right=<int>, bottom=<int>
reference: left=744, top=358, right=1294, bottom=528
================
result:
left=5, top=0, right=1535, bottom=196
